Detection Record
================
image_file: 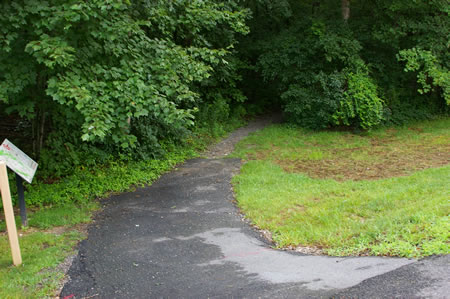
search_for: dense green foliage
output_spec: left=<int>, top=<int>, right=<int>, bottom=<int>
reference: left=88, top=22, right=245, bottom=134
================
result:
left=0, top=0, right=249, bottom=176
left=238, top=0, right=449, bottom=129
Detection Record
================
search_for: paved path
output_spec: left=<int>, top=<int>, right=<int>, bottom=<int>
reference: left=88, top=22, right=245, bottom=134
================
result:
left=61, top=119, right=449, bottom=298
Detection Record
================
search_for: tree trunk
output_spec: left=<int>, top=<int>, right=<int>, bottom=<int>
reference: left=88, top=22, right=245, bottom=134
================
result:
left=312, top=1, right=320, bottom=16
left=342, top=0, right=350, bottom=22
left=32, top=108, right=46, bottom=160
left=32, top=70, right=47, bottom=160
left=38, top=109, right=46, bottom=158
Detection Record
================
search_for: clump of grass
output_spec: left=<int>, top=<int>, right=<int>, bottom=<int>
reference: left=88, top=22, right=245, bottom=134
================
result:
left=0, top=197, right=99, bottom=298
left=0, top=204, right=97, bottom=232
left=0, top=231, right=83, bottom=298
left=232, top=118, right=450, bottom=258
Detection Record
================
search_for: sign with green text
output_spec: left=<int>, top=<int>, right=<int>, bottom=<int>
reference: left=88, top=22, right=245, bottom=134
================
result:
left=0, top=139, right=38, bottom=184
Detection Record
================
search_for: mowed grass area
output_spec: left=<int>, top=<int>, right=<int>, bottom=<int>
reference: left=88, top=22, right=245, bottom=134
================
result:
left=0, top=204, right=96, bottom=298
left=0, top=231, right=84, bottom=298
left=231, top=118, right=450, bottom=258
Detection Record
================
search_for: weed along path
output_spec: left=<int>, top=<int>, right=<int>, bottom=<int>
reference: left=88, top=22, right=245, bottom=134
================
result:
left=61, top=117, right=447, bottom=298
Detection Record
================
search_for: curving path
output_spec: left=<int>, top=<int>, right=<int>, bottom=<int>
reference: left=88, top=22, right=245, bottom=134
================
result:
left=61, top=117, right=449, bottom=298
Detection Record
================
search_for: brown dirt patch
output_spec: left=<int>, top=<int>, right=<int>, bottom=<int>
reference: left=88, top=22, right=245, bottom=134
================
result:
left=277, top=141, right=449, bottom=181
left=244, top=132, right=450, bottom=181
left=1, top=222, right=89, bottom=237
left=278, top=204, right=307, bottom=225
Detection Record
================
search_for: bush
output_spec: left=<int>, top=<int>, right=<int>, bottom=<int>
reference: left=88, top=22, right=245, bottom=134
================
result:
left=282, top=72, right=344, bottom=129
left=334, top=72, right=384, bottom=129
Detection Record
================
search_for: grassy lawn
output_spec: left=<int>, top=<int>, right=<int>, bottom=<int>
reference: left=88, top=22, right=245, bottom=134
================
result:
left=0, top=204, right=97, bottom=298
left=0, top=230, right=85, bottom=298
left=231, top=118, right=450, bottom=258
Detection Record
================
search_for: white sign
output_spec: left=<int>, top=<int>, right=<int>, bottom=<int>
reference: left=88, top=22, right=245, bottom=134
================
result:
left=0, top=139, right=38, bottom=183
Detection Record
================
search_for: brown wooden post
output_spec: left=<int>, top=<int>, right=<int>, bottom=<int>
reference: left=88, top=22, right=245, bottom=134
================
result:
left=0, top=161, right=22, bottom=266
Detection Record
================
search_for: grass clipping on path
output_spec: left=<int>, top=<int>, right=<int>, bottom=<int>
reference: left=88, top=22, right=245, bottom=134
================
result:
left=232, top=118, right=450, bottom=258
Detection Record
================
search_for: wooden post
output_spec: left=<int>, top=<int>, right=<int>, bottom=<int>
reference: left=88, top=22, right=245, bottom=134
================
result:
left=0, top=162, right=22, bottom=266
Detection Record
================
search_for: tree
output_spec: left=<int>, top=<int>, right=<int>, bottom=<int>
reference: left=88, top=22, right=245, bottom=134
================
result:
left=0, top=0, right=249, bottom=172
left=238, top=0, right=448, bottom=129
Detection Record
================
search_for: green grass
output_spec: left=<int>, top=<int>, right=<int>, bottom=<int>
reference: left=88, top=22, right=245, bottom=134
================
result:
left=232, top=118, right=450, bottom=257
left=26, top=203, right=97, bottom=229
left=231, top=118, right=449, bottom=181
left=0, top=202, right=98, bottom=298
left=0, top=204, right=97, bottom=232
left=0, top=231, right=82, bottom=298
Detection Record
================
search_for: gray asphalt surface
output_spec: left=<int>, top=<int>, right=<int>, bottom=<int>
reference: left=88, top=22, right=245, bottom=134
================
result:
left=61, top=120, right=449, bottom=299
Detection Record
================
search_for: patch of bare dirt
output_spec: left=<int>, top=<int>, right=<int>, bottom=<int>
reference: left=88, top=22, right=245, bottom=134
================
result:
left=1, top=222, right=90, bottom=237
left=278, top=142, right=450, bottom=181
left=243, top=132, right=450, bottom=181
left=278, top=204, right=307, bottom=225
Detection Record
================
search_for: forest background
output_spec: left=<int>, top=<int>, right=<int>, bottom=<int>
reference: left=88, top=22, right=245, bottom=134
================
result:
left=0, top=0, right=448, bottom=206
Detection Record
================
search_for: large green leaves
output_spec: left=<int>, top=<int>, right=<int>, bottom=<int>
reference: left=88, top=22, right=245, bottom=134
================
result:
left=0, top=0, right=249, bottom=153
